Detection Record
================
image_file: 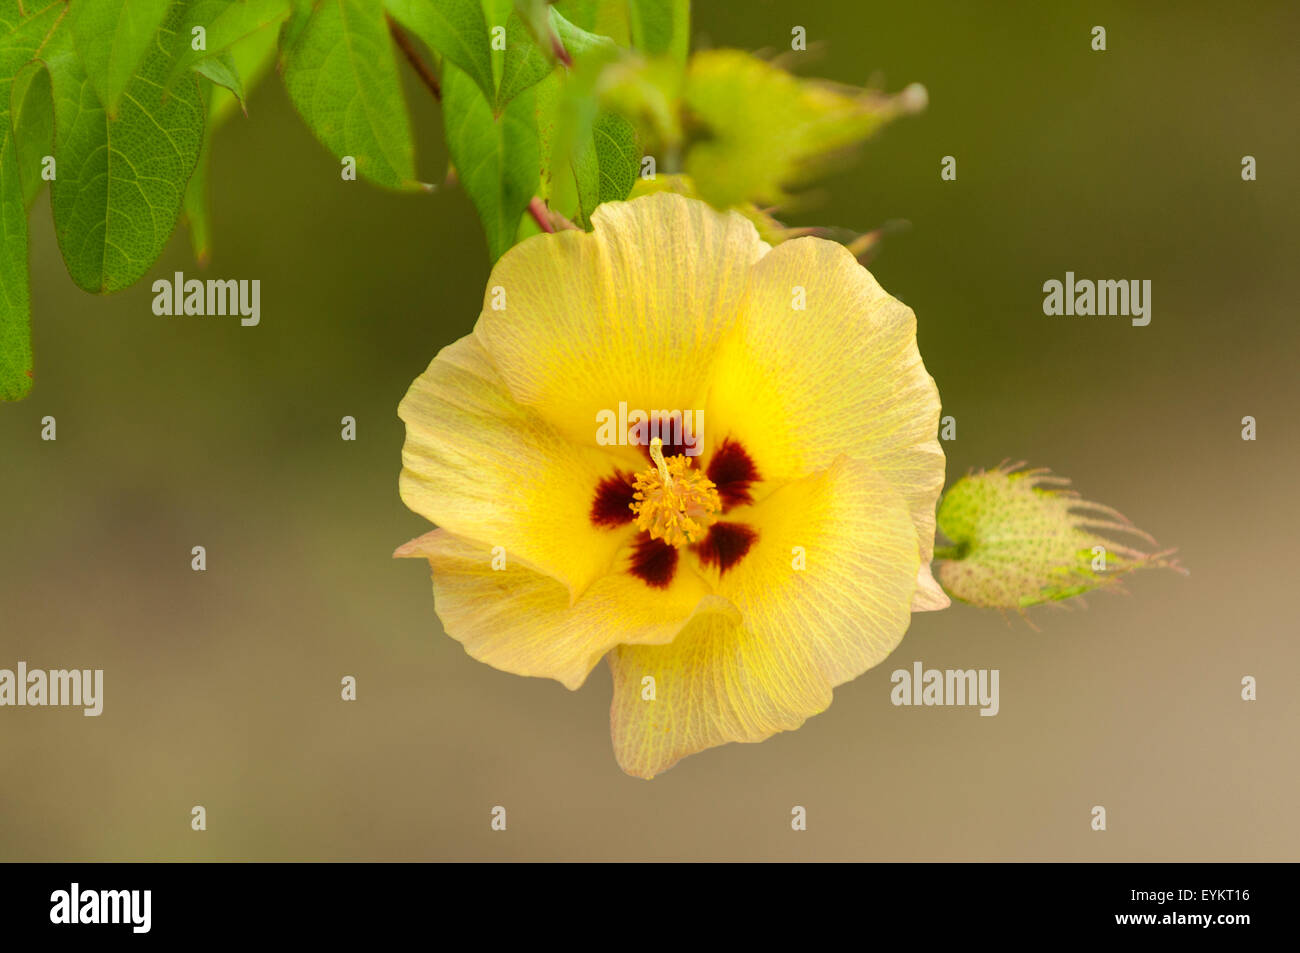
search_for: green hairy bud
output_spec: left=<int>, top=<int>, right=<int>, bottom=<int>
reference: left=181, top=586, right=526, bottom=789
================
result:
left=934, top=463, right=1184, bottom=610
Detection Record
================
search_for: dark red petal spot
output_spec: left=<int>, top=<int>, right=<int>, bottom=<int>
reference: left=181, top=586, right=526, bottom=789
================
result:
left=707, top=439, right=760, bottom=510
left=589, top=471, right=637, bottom=528
left=694, top=522, right=758, bottom=575
left=629, top=534, right=678, bottom=589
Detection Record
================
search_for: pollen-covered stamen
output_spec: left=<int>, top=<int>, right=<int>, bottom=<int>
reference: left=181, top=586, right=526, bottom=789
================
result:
left=630, top=437, right=722, bottom=547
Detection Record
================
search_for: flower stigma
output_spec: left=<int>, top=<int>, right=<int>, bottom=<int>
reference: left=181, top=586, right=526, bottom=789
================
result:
left=630, top=437, right=723, bottom=547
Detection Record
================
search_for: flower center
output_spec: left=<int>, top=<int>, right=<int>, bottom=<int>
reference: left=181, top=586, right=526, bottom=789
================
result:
left=630, top=438, right=722, bottom=547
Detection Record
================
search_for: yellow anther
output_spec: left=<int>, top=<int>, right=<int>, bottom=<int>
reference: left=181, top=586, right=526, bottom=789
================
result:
left=630, top=444, right=721, bottom=547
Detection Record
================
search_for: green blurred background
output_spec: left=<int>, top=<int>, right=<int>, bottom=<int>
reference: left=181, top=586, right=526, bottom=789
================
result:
left=2, top=0, right=1296, bottom=860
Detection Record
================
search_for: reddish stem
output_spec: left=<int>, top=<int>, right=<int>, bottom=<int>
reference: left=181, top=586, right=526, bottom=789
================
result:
left=528, top=198, right=556, bottom=233
left=387, top=16, right=441, bottom=101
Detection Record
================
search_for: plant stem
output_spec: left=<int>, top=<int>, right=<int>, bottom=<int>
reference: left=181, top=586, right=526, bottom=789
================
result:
left=387, top=16, right=441, bottom=102
left=550, top=32, right=574, bottom=68
left=528, top=198, right=556, bottom=233
left=528, top=198, right=580, bottom=233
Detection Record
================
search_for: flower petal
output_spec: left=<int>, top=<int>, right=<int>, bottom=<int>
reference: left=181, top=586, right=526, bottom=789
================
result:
left=474, top=191, right=767, bottom=448
left=608, top=612, right=832, bottom=779
left=398, top=335, right=630, bottom=599
left=398, top=529, right=738, bottom=691
left=712, top=456, right=922, bottom=686
left=912, top=564, right=950, bottom=612
left=706, top=237, right=945, bottom=608
left=608, top=457, right=920, bottom=777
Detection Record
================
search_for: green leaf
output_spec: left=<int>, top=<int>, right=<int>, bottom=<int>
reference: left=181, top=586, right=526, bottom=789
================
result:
left=551, top=6, right=619, bottom=67
left=495, top=12, right=551, bottom=110
left=531, top=10, right=631, bottom=225
left=442, top=60, right=538, bottom=261
left=499, top=2, right=619, bottom=110
left=572, top=109, right=636, bottom=224
left=0, top=139, right=30, bottom=400
left=627, top=0, right=688, bottom=64
left=569, top=129, right=597, bottom=224
left=2, top=0, right=70, bottom=401
left=281, top=0, right=419, bottom=190
left=47, top=3, right=206, bottom=293
left=67, top=0, right=171, bottom=118
left=595, top=52, right=682, bottom=149
left=11, top=60, right=54, bottom=210
left=533, top=68, right=564, bottom=199
left=683, top=49, right=924, bottom=209
left=530, top=49, right=584, bottom=216
left=185, top=18, right=282, bottom=264
left=593, top=111, right=637, bottom=201
left=194, top=51, right=245, bottom=107
left=933, top=463, right=1182, bottom=610
left=384, top=0, right=494, bottom=105
left=495, top=2, right=623, bottom=118
left=209, top=8, right=281, bottom=123
left=511, top=0, right=549, bottom=42
left=164, top=0, right=290, bottom=89
left=552, top=0, right=629, bottom=46
left=182, top=121, right=214, bottom=265
left=279, top=0, right=316, bottom=54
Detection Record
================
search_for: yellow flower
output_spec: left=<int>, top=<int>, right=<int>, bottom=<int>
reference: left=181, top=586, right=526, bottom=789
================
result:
left=396, top=192, right=946, bottom=778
